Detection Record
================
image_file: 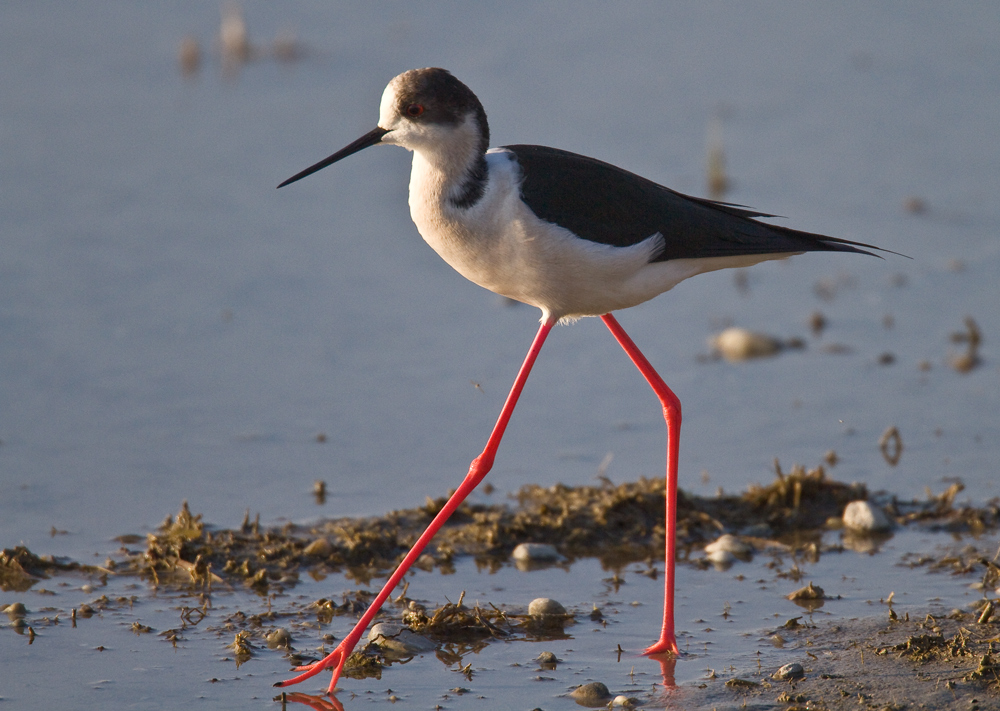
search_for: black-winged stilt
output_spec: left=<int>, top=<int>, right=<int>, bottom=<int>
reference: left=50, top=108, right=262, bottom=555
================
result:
left=275, top=68, right=889, bottom=693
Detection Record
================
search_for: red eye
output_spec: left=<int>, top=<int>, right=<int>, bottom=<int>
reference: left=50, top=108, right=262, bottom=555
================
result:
left=405, top=103, right=424, bottom=117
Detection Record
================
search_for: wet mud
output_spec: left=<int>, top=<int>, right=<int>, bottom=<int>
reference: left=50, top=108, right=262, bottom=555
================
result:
left=4, top=464, right=1000, bottom=709
left=689, top=610, right=1000, bottom=710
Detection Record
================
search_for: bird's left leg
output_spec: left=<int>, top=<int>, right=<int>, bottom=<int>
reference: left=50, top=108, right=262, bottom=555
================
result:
left=600, top=313, right=681, bottom=656
left=274, top=318, right=556, bottom=693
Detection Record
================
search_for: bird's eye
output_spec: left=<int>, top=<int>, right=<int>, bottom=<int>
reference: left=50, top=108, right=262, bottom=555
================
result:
left=405, top=103, right=424, bottom=117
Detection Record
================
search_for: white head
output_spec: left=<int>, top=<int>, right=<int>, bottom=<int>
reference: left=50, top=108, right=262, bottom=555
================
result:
left=377, top=68, right=489, bottom=156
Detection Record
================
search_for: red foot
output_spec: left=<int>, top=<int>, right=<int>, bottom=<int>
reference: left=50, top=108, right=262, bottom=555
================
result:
left=643, top=637, right=679, bottom=656
left=274, top=641, right=350, bottom=695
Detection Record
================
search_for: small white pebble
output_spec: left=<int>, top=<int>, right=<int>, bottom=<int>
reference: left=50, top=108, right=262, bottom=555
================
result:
left=368, top=622, right=404, bottom=642
left=512, top=542, right=560, bottom=562
left=842, top=500, right=891, bottom=532
left=772, top=662, right=805, bottom=680
left=528, top=598, right=566, bottom=616
left=611, top=694, right=633, bottom=707
left=710, top=327, right=782, bottom=361
left=368, top=623, right=434, bottom=654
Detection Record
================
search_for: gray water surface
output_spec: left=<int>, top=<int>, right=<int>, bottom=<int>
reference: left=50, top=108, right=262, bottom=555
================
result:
left=2, top=2, right=998, bottom=708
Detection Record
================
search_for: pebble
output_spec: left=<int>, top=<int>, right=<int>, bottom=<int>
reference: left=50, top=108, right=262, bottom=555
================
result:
left=303, top=538, right=333, bottom=557
left=415, top=554, right=436, bottom=571
left=772, top=662, right=805, bottom=680
left=842, top=500, right=891, bottom=533
left=528, top=598, right=566, bottom=617
left=220, top=2, right=250, bottom=64
left=710, top=327, right=782, bottom=361
left=569, top=681, right=611, bottom=705
left=3, top=602, right=27, bottom=620
left=266, top=627, right=292, bottom=649
left=536, top=651, right=558, bottom=665
left=512, top=542, right=560, bottom=562
left=368, top=621, right=403, bottom=641
left=611, top=694, right=635, bottom=707
left=367, top=622, right=434, bottom=654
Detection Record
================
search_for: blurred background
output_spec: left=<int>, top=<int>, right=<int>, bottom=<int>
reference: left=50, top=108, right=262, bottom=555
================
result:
left=2, top=2, right=997, bottom=564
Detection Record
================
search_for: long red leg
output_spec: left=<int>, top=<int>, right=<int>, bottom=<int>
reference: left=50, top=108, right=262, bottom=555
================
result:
left=601, top=313, right=681, bottom=656
left=275, top=318, right=556, bottom=693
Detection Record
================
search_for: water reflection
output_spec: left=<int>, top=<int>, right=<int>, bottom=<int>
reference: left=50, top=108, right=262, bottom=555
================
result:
left=280, top=692, right=344, bottom=711
left=843, top=529, right=895, bottom=555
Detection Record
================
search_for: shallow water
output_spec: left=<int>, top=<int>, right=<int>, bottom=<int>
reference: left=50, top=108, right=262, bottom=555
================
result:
left=2, top=1, right=999, bottom=707
left=3, top=526, right=995, bottom=709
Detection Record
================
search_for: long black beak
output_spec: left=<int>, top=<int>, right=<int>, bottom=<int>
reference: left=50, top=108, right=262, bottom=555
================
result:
left=277, top=126, right=390, bottom=188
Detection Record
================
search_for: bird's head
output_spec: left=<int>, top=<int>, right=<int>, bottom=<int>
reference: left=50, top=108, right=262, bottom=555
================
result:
left=279, top=68, right=489, bottom=189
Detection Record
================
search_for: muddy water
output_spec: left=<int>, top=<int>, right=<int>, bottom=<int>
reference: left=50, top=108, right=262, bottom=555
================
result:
left=3, top=517, right=998, bottom=708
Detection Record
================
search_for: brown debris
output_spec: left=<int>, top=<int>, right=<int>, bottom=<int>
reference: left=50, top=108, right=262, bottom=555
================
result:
left=740, top=460, right=865, bottom=533
left=114, top=460, right=1000, bottom=598
left=903, top=196, right=928, bottom=214
left=227, top=630, right=254, bottom=668
left=0, top=546, right=87, bottom=592
left=787, top=582, right=825, bottom=601
left=878, top=426, right=903, bottom=466
left=891, top=481, right=997, bottom=533
left=949, top=316, right=982, bottom=373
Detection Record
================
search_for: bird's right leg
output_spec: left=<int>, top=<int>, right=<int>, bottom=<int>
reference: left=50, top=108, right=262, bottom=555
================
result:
left=275, top=317, right=556, bottom=694
left=600, top=313, right=681, bottom=656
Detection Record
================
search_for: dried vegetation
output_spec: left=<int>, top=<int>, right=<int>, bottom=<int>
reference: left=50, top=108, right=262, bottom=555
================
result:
left=93, top=462, right=998, bottom=598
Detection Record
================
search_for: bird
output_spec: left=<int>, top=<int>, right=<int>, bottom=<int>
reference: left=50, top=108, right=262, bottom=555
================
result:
left=274, top=67, right=890, bottom=693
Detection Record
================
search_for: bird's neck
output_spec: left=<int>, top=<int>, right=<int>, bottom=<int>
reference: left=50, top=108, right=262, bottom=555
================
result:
left=408, top=118, right=489, bottom=213
left=410, top=152, right=488, bottom=211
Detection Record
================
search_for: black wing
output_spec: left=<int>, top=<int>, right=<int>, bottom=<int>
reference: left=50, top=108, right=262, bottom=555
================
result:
left=503, top=144, right=885, bottom=261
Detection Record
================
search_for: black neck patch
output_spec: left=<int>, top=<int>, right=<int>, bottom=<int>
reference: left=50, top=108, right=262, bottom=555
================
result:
left=449, top=153, right=489, bottom=209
